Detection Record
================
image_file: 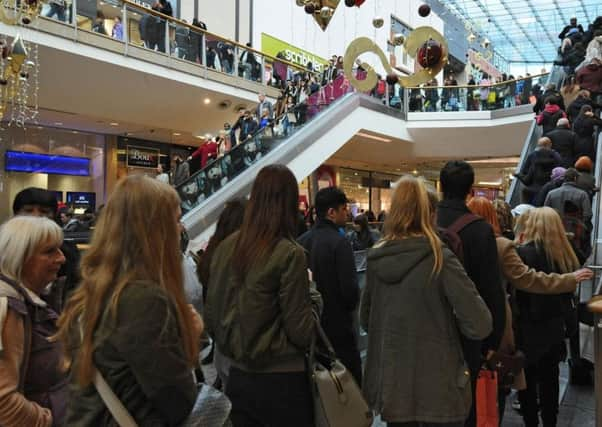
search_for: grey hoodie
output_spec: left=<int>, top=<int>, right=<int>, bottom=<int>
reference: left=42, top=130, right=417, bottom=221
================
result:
left=361, top=236, right=492, bottom=424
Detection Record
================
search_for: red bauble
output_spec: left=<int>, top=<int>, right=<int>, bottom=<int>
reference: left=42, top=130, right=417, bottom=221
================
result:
left=417, top=39, right=443, bottom=68
left=386, top=73, right=399, bottom=85
left=345, top=0, right=355, bottom=6
left=304, top=3, right=316, bottom=14
left=418, top=4, right=431, bottom=17
left=355, top=0, right=366, bottom=7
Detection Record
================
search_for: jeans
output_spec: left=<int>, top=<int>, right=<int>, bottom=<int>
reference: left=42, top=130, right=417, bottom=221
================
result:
left=226, top=367, right=313, bottom=427
left=45, top=3, right=66, bottom=22
left=518, top=342, right=563, bottom=427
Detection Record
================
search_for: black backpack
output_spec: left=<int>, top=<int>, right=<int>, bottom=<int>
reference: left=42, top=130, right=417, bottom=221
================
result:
left=439, top=213, right=482, bottom=264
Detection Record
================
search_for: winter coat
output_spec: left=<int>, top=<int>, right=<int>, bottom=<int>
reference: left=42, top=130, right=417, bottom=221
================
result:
left=546, top=127, right=577, bottom=168
left=544, top=182, right=592, bottom=229
left=436, top=199, right=506, bottom=375
left=576, top=171, right=597, bottom=197
left=519, top=148, right=561, bottom=190
left=584, top=36, right=602, bottom=64
left=298, top=220, right=359, bottom=351
left=573, top=114, right=602, bottom=160
left=576, top=62, right=602, bottom=94
left=65, top=281, right=197, bottom=426
left=206, top=232, right=319, bottom=371
left=536, top=104, right=567, bottom=135
left=515, top=243, right=572, bottom=364
left=534, top=178, right=563, bottom=207
left=567, top=96, right=594, bottom=122
left=361, top=237, right=492, bottom=424
left=0, top=277, right=69, bottom=427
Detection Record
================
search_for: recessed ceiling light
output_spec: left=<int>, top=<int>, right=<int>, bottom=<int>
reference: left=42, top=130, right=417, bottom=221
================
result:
left=71, top=130, right=78, bottom=134
left=54, top=122, right=63, bottom=126
left=173, top=132, right=181, bottom=136
left=203, top=98, right=211, bottom=105
left=110, top=122, right=119, bottom=126
left=37, top=126, right=43, bottom=129
left=194, top=135, right=204, bottom=139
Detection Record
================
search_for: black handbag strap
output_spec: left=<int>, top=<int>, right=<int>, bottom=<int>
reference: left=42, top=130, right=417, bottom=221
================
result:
left=309, top=313, right=337, bottom=365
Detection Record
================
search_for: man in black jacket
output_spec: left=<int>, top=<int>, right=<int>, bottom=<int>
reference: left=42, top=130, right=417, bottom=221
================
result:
left=546, top=118, right=577, bottom=168
left=298, top=187, right=361, bottom=384
left=436, top=161, right=506, bottom=427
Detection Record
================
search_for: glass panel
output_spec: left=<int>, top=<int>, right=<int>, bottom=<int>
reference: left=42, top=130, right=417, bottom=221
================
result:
left=177, top=86, right=353, bottom=214
left=203, top=35, right=235, bottom=74
left=41, top=0, right=71, bottom=23
left=126, top=6, right=167, bottom=53
left=406, top=74, right=549, bottom=112
left=235, top=44, right=262, bottom=82
left=70, top=0, right=124, bottom=39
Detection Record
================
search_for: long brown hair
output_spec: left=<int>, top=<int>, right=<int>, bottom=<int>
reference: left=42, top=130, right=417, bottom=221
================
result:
left=381, top=175, right=443, bottom=276
left=522, top=207, right=580, bottom=273
left=56, top=175, right=198, bottom=386
left=234, top=164, right=299, bottom=277
left=467, top=196, right=501, bottom=236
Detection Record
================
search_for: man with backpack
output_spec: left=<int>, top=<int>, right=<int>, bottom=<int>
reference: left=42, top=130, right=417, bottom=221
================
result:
left=437, top=161, right=506, bottom=427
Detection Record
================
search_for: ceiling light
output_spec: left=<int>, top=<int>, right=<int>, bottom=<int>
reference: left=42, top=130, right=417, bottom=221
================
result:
left=71, top=130, right=78, bottom=134
left=110, top=122, right=119, bottom=126
left=54, top=122, right=63, bottom=126
left=173, top=132, right=181, bottom=136
left=356, top=132, right=392, bottom=143
left=478, top=181, right=502, bottom=186
left=413, top=169, right=418, bottom=174
left=203, top=98, right=211, bottom=105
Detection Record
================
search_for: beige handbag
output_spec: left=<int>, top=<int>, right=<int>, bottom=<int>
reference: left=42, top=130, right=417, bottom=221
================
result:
left=309, top=319, right=373, bottom=427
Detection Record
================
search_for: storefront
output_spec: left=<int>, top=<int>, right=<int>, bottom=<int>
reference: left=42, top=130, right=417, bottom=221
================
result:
left=0, top=126, right=106, bottom=222
left=115, top=136, right=193, bottom=181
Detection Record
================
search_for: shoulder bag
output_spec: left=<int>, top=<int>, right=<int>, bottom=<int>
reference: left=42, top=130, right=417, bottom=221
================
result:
left=309, top=318, right=373, bottom=427
left=93, top=367, right=231, bottom=427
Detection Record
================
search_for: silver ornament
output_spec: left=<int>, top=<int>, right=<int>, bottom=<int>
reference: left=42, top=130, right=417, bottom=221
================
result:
left=372, top=16, right=384, bottom=28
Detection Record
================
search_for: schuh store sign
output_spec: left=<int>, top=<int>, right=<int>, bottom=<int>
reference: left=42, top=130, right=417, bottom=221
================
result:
left=126, top=145, right=160, bottom=169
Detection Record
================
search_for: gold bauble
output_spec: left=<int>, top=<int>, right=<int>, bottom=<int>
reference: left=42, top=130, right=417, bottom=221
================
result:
left=320, top=6, right=333, bottom=19
left=372, top=17, right=384, bottom=28
left=392, top=33, right=405, bottom=46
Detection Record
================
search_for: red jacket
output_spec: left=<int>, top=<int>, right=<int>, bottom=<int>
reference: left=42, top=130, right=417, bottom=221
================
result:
left=576, top=63, right=602, bottom=94
left=191, top=141, right=218, bottom=168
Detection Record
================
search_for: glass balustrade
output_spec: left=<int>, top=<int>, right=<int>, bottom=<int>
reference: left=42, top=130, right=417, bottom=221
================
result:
left=39, top=0, right=311, bottom=89
left=405, top=73, right=549, bottom=112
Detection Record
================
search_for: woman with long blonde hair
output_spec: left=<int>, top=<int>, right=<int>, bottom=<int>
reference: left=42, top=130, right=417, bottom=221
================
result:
left=361, top=176, right=492, bottom=427
left=56, top=175, right=203, bottom=426
left=515, top=207, right=582, bottom=427
left=468, top=198, right=591, bottom=423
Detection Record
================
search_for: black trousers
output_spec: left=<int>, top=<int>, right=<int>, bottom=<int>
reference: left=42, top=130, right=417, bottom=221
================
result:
left=518, top=343, right=563, bottom=427
left=226, top=368, right=313, bottom=427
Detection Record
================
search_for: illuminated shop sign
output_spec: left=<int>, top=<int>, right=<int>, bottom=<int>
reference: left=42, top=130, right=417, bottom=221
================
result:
left=261, top=33, right=329, bottom=73
left=4, top=151, right=90, bottom=176
left=126, top=145, right=160, bottom=169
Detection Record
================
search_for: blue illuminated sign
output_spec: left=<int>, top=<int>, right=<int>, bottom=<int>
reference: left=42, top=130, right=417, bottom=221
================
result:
left=4, top=151, right=91, bottom=176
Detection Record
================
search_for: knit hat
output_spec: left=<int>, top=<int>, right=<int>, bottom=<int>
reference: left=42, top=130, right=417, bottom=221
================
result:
left=511, top=203, right=535, bottom=218
left=575, top=156, right=593, bottom=172
left=550, top=166, right=567, bottom=181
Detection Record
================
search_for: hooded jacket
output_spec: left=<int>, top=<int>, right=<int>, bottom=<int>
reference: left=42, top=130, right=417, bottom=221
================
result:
left=536, top=104, right=567, bottom=135
left=361, top=237, right=491, bottom=424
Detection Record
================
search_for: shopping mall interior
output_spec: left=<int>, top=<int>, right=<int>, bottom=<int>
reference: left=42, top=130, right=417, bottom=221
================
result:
left=0, top=0, right=601, bottom=426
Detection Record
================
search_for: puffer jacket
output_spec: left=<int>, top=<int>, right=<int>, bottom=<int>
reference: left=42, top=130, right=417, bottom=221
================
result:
left=361, top=237, right=492, bottom=424
left=206, top=232, right=319, bottom=372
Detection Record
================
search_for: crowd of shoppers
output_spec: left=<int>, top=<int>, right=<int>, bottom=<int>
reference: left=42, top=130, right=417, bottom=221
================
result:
left=0, top=158, right=596, bottom=427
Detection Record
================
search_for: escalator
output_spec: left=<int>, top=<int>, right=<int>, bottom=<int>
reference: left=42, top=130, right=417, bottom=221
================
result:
left=505, top=66, right=566, bottom=207
left=179, top=92, right=404, bottom=243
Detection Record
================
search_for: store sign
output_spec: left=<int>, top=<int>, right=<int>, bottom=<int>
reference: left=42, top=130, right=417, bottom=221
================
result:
left=261, top=33, right=329, bottom=73
left=468, top=50, right=502, bottom=80
left=126, top=145, right=160, bottom=169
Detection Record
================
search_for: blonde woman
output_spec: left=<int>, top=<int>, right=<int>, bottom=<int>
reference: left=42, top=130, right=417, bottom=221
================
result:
left=0, top=216, right=67, bottom=427
left=361, top=176, right=492, bottom=427
left=515, top=207, right=582, bottom=427
left=55, top=175, right=203, bottom=426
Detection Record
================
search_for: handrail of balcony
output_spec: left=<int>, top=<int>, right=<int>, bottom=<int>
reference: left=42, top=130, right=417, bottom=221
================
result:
left=405, top=72, right=549, bottom=90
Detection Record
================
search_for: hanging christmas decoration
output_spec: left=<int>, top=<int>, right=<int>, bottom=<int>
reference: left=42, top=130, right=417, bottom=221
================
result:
left=297, top=0, right=340, bottom=31
left=344, top=0, right=355, bottom=6
left=418, top=4, right=431, bottom=17
left=467, top=32, right=477, bottom=43
left=372, top=16, right=384, bottom=28
left=343, top=26, right=448, bottom=91
left=354, top=0, right=366, bottom=6
left=392, top=33, right=405, bottom=46
left=0, top=34, right=40, bottom=126
left=0, top=0, right=42, bottom=26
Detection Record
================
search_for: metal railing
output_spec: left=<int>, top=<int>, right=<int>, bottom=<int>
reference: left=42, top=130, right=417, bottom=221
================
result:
left=37, top=0, right=319, bottom=88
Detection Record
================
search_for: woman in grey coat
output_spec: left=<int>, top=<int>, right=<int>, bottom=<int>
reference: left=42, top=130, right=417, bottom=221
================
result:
left=361, top=176, right=492, bottom=427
